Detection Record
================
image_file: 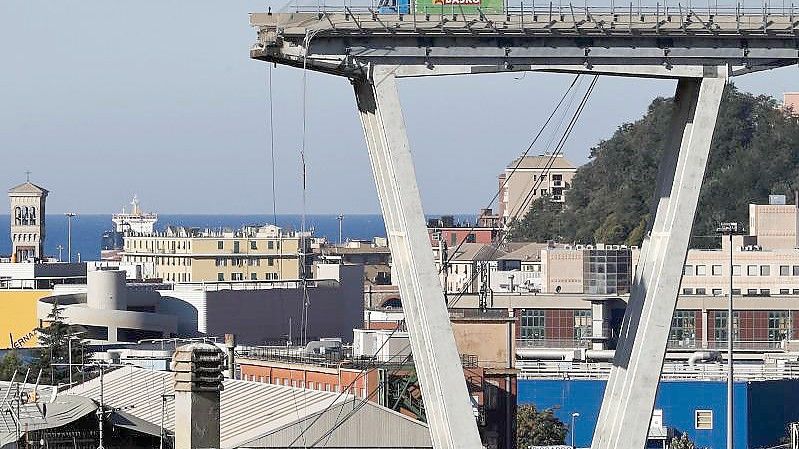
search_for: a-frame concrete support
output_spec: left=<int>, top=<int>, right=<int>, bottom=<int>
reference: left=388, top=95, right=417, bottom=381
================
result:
left=353, top=67, right=483, bottom=449
left=592, top=74, right=726, bottom=449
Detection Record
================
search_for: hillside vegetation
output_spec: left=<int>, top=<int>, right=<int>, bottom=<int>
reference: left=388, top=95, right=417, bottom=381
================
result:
left=509, top=85, right=799, bottom=247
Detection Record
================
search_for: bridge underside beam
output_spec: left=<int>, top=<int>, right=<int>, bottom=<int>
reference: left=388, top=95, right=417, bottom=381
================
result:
left=353, top=68, right=483, bottom=449
left=592, top=73, right=726, bottom=449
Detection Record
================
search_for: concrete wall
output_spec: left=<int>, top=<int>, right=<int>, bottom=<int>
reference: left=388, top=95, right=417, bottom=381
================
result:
left=451, top=317, right=514, bottom=369
left=198, top=264, right=364, bottom=344
left=541, top=249, right=584, bottom=294
left=749, top=204, right=797, bottom=250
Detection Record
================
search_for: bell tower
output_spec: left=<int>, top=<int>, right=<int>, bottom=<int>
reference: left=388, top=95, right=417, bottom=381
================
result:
left=8, top=178, right=48, bottom=262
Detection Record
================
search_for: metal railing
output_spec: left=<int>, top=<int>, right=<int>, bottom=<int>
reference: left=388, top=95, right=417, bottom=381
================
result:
left=517, top=338, right=592, bottom=349
left=667, top=339, right=788, bottom=350
left=280, top=0, right=799, bottom=20
left=517, top=359, right=799, bottom=381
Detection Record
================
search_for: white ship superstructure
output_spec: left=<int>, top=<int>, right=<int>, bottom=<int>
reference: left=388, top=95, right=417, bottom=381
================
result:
left=112, top=195, right=157, bottom=234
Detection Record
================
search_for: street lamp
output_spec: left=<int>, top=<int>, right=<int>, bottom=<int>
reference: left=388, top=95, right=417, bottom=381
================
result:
left=570, top=412, right=580, bottom=449
left=716, top=222, right=744, bottom=449
left=64, top=213, right=76, bottom=263
left=337, top=213, right=344, bottom=244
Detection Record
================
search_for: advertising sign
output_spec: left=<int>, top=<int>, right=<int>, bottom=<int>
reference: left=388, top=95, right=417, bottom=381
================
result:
left=414, top=0, right=504, bottom=15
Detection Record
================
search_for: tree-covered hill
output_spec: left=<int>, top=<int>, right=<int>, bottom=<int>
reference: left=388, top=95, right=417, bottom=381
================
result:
left=509, top=85, right=799, bottom=247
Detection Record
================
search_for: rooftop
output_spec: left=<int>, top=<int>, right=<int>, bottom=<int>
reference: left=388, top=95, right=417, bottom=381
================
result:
left=506, top=155, right=576, bottom=171
left=8, top=181, right=48, bottom=196
left=66, top=366, right=431, bottom=448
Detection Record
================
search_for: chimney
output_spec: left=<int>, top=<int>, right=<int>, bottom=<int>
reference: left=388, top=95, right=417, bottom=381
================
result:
left=224, top=333, right=236, bottom=379
left=172, top=343, right=224, bottom=449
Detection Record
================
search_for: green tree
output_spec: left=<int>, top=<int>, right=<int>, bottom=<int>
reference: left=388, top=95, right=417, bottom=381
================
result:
left=33, top=301, right=84, bottom=385
left=669, top=433, right=696, bottom=449
left=516, top=404, right=568, bottom=448
left=0, top=351, right=24, bottom=381
left=509, top=85, right=799, bottom=247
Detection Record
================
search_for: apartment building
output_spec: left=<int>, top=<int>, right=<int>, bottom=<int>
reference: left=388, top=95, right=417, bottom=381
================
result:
left=122, top=224, right=307, bottom=283
left=497, top=154, right=577, bottom=221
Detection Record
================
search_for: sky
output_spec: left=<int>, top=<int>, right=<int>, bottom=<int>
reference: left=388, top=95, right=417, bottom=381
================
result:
left=1, top=1, right=798, bottom=215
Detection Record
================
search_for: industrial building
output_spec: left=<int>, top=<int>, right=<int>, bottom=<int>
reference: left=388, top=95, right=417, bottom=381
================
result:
left=67, top=366, right=433, bottom=448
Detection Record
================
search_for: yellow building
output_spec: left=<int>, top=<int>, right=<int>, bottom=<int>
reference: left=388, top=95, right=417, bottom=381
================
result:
left=122, top=225, right=306, bottom=283
left=0, top=289, right=52, bottom=349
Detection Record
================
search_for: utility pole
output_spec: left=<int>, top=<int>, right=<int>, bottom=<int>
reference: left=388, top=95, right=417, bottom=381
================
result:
left=65, top=213, right=76, bottom=263
left=478, top=261, right=489, bottom=312
left=717, top=222, right=744, bottom=449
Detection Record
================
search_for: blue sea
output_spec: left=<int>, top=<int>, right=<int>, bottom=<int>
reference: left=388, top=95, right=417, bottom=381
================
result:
left=0, top=213, right=474, bottom=260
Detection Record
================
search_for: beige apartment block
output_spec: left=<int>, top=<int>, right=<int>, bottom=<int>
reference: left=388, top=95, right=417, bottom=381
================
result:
left=498, top=154, right=577, bottom=221
left=122, top=225, right=305, bottom=283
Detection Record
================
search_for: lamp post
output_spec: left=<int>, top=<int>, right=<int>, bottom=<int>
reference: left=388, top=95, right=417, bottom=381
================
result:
left=716, top=222, right=744, bottom=449
left=56, top=245, right=64, bottom=262
left=571, top=412, right=580, bottom=449
left=337, top=213, right=344, bottom=244
left=65, top=213, right=76, bottom=263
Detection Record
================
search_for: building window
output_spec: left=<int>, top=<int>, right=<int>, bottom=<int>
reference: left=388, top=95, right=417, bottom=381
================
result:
left=780, top=265, right=790, bottom=276
left=768, top=311, right=791, bottom=342
left=711, top=265, right=723, bottom=276
left=733, top=265, right=742, bottom=276
left=696, top=288, right=706, bottom=295
left=760, top=265, right=770, bottom=276
left=746, top=289, right=758, bottom=296
left=217, top=241, right=224, bottom=250
left=520, top=309, right=545, bottom=340
left=669, top=310, right=697, bottom=347
left=695, top=265, right=707, bottom=276
left=732, top=288, right=741, bottom=295
left=780, top=289, right=790, bottom=295
left=250, top=273, right=257, bottom=280
left=793, top=289, right=799, bottom=295
left=695, top=410, right=713, bottom=430
left=683, top=265, right=694, bottom=276
left=747, top=265, right=758, bottom=276
left=574, top=310, right=592, bottom=340
left=268, top=240, right=275, bottom=250
left=268, top=257, right=275, bottom=267
left=761, top=289, right=771, bottom=296
left=682, top=288, right=693, bottom=295
left=712, top=289, right=722, bottom=296
left=250, top=241, right=257, bottom=250
left=217, top=273, right=224, bottom=281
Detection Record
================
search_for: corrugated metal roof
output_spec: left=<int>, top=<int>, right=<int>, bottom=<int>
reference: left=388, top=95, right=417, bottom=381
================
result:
left=65, top=366, right=414, bottom=448
left=0, top=382, right=95, bottom=447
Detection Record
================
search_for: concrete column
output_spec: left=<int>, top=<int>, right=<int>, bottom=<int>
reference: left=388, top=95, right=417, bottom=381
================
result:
left=353, top=68, right=482, bottom=449
left=172, top=343, right=225, bottom=449
left=592, top=74, right=726, bottom=449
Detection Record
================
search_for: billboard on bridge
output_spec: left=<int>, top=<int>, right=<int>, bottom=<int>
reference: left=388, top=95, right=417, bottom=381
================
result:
left=414, top=0, right=504, bottom=14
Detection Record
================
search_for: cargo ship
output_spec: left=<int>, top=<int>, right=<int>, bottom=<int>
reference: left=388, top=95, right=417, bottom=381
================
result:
left=100, top=195, right=157, bottom=261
